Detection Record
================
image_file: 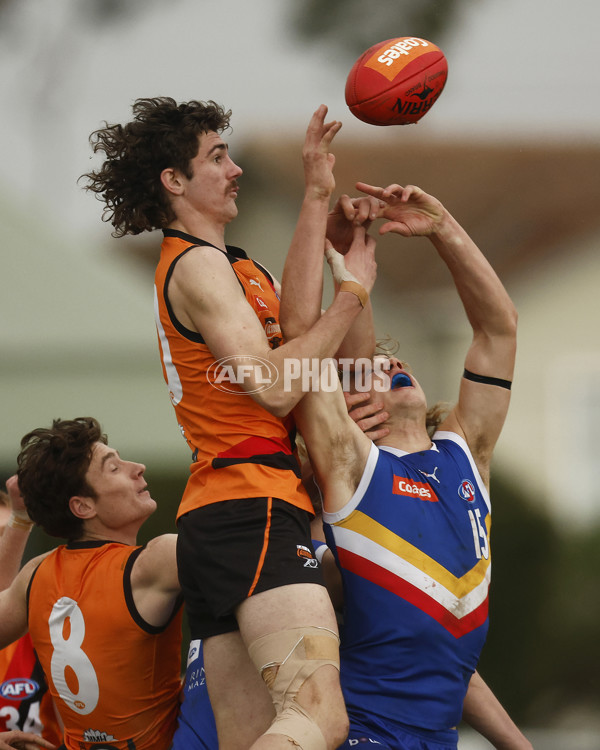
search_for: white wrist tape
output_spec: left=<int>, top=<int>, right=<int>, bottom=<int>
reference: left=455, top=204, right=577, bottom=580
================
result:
left=8, top=511, right=33, bottom=531
left=325, top=246, right=359, bottom=284
left=325, top=247, right=369, bottom=309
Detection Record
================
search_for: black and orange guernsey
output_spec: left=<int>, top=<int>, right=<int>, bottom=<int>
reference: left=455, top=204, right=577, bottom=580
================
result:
left=27, top=541, right=183, bottom=750
left=154, top=229, right=313, bottom=520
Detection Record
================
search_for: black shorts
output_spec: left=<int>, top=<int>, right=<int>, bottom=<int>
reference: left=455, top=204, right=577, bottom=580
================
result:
left=177, top=497, right=324, bottom=639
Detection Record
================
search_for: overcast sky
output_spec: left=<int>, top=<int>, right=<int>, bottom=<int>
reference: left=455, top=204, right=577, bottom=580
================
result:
left=0, top=0, right=598, bottom=241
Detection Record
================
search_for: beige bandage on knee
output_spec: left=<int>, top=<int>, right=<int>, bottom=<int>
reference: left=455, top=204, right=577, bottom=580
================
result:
left=248, top=626, right=340, bottom=749
left=265, top=701, right=327, bottom=750
left=325, top=246, right=368, bottom=308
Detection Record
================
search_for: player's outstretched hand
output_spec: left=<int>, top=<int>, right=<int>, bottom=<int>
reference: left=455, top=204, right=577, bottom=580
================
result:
left=344, top=391, right=390, bottom=442
left=303, top=104, right=342, bottom=201
left=327, top=225, right=377, bottom=295
left=326, top=193, right=385, bottom=255
left=356, top=182, right=446, bottom=237
left=0, top=730, right=57, bottom=750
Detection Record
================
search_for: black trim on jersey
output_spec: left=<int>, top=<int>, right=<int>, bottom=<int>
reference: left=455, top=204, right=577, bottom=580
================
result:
left=161, top=231, right=272, bottom=346
left=463, top=368, right=512, bottom=390
left=26, top=559, right=43, bottom=620
left=212, top=451, right=302, bottom=478
left=25, top=541, right=127, bottom=617
left=163, top=246, right=212, bottom=344
left=66, top=539, right=126, bottom=550
left=123, top=545, right=184, bottom=634
left=252, top=259, right=275, bottom=287
left=163, top=229, right=249, bottom=262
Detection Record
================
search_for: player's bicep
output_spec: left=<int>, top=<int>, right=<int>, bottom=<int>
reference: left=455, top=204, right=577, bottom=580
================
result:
left=441, top=375, right=512, bottom=468
left=171, top=248, right=271, bottom=361
left=133, top=534, right=179, bottom=595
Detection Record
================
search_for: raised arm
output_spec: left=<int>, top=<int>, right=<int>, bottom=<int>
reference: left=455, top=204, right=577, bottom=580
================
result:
left=359, top=182, right=517, bottom=483
left=0, top=555, right=42, bottom=649
left=0, top=476, right=34, bottom=591
left=280, top=187, right=381, bottom=359
left=283, top=226, right=378, bottom=512
left=170, top=107, right=377, bottom=418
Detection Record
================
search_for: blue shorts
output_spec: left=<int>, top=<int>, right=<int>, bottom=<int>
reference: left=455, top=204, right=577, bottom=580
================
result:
left=339, top=720, right=458, bottom=750
left=169, top=640, right=218, bottom=750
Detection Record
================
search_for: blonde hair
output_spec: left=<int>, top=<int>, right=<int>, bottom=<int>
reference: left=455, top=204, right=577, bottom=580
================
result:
left=374, top=336, right=400, bottom=357
left=426, top=402, right=452, bottom=437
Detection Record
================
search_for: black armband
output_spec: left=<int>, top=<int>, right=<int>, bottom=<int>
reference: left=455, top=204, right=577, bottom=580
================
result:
left=463, top=368, right=512, bottom=390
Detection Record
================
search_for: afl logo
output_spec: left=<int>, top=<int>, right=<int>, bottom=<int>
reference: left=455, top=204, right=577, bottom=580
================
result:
left=0, top=678, right=39, bottom=700
left=206, top=355, right=278, bottom=394
left=458, top=479, right=476, bottom=502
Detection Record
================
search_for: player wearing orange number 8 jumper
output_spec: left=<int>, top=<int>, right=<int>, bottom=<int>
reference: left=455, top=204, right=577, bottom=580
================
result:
left=0, top=418, right=183, bottom=750
left=83, top=98, right=379, bottom=750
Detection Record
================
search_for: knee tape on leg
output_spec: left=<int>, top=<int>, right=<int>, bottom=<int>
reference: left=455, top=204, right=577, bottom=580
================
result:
left=249, top=627, right=339, bottom=749
left=265, top=700, right=327, bottom=750
left=248, top=626, right=340, bottom=713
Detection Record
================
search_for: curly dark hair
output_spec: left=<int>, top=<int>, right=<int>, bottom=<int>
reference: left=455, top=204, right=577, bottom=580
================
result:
left=17, top=417, right=107, bottom=541
left=81, top=97, right=232, bottom=237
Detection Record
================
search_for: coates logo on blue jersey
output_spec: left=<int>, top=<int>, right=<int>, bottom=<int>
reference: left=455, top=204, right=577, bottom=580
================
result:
left=0, top=678, right=39, bottom=700
left=458, top=479, right=476, bottom=502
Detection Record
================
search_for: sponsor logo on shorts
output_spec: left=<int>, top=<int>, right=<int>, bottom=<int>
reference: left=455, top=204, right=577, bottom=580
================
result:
left=392, top=476, right=439, bottom=502
left=0, top=678, right=39, bottom=699
left=297, top=545, right=319, bottom=568
left=187, top=638, right=200, bottom=667
left=458, top=479, right=476, bottom=502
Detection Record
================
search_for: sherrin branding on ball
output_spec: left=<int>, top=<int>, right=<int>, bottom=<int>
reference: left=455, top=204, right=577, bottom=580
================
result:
left=345, top=36, right=448, bottom=126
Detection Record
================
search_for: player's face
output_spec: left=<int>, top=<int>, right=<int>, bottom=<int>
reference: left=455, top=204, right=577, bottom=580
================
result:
left=180, top=131, right=243, bottom=224
left=84, top=442, right=157, bottom=530
left=364, top=355, right=427, bottom=416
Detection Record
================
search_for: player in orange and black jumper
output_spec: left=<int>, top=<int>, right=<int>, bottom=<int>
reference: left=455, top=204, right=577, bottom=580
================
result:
left=0, top=418, right=184, bottom=750
left=83, top=97, right=380, bottom=750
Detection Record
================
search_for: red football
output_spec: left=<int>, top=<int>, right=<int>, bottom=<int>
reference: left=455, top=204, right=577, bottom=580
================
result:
left=345, top=37, right=448, bottom=126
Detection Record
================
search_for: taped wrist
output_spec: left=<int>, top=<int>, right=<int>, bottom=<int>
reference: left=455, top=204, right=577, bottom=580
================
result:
left=325, top=246, right=368, bottom=308
left=8, top=511, right=34, bottom=531
left=339, top=280, right=368, bottom=308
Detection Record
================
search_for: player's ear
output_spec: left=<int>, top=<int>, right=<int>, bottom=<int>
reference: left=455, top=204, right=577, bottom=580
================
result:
left=160, top=167, right=184, bottom=196
left=69, top=495, right=97, bottom=520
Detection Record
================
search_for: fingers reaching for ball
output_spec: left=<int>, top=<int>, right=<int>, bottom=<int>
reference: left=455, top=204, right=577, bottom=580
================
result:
left=356, top=182, right=446, bottom=237
left=302, top=105, right=342, bottom=200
